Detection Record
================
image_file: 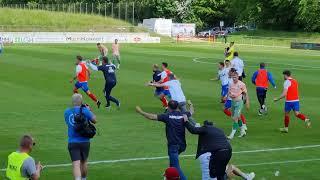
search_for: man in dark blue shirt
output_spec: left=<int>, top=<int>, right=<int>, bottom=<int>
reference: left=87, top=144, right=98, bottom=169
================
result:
left=88, top=57, right=120, bottom=110
left=136, top=100, right=190, bottom=180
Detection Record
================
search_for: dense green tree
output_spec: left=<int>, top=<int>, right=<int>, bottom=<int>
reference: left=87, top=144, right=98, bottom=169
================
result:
left=1, top=0, right=320, bottom=31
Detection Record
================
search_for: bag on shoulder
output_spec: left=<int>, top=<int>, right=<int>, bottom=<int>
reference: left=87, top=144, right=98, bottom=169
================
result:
left=74, top=105, right=96, bottom=138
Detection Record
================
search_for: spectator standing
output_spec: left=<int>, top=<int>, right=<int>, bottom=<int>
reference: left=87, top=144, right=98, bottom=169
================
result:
left=64, top=93, right=97, bottom=180
left=6, top=135, right=43, bottom=180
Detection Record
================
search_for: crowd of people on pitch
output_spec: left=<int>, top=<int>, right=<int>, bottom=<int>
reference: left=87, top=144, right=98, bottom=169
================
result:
left=4, top=41, right=311, bottom=180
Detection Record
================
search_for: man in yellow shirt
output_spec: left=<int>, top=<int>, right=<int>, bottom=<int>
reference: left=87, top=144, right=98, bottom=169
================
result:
left=6, top=135, right=42, bottom=180
left=225, top=42, right=235, bottom=61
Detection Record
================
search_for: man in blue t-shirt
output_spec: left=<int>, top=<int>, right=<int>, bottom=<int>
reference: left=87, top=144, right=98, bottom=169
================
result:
left=136, top=100, right=191, bottom=180
left=64, top=93, right=97, bottom=180
left=88, top=56, right=120, bottom=110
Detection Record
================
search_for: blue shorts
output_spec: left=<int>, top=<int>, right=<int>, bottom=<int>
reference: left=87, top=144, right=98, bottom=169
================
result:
left=224, top=100, right=232, bottom=109
left=285, top=101, right=300, bottom=112
left=155, top=89, right=170, bottom=96
left=221, top=84, right=229, bottom=97
left=75, top=81, right=89, bottom=92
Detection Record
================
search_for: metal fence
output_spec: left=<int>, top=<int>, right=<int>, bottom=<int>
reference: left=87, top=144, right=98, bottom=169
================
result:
left=0, top=2, right=137, bottom=24
left=212, top=35, right=318, bottom=48
left=0, top=25, right=147, bottom=32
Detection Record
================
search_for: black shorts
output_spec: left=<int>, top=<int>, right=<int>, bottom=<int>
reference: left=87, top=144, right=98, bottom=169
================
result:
left=68, top=142, right=90, bottom=162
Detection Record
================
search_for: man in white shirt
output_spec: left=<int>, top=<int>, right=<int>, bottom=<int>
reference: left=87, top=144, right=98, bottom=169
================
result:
left=231, top=52, right=244, bottom=81
left=148, top=74, right=197, bottom=125
left=211, top=62, right=229, bottom=103
left=150, top=74, right=186, bottom=111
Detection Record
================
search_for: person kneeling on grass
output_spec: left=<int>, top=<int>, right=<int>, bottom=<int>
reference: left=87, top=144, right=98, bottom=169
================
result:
left=64, top=93, right=97, bottom=180
left=136, top=100, right=191, bottom=180
left=184, top=118, right=232, bottom=180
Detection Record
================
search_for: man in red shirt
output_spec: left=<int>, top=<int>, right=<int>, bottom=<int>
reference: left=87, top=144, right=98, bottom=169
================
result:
left=274, top=70, right=311, bottom=133
left=70, top=56, right=101, bottom=108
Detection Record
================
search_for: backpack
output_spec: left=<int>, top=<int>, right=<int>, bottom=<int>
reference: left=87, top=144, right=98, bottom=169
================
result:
left=73, top=105, right=96, bottom=138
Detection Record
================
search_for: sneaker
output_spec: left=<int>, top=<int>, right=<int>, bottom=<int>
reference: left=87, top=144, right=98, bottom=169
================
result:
left=262, top=105, right=267, bottom=112
left=96, top=101, right=101, bottom=109
left=227, top=135, right=234, bottom=140
left=258, top=109, right=263, bottom=116
left=305, top=119, right=311, bottom=128
left=243, top=124, right=248, bottom=131
left=246, top=172, right=255, bottom=180
left=105, top=105, right=111, bottom=111
left=117, top=102, right=121, bottom=110
left=279, top=127, right=289, bottom=133
left=238, top=129, right=246, bottom=137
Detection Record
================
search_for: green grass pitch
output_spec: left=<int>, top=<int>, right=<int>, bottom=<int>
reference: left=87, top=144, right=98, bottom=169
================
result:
left=0, top=42, right=319, bottom=179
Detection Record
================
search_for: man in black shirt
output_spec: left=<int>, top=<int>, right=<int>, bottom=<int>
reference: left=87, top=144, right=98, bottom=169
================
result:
left=88, top=57, right=120, bottom=110
left=136, top=100, right=189, bottom=180
left=184, top=119, right=232, bottom=180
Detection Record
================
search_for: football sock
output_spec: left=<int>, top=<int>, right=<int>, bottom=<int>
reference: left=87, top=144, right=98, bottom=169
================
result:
left=88, top=93, right=98, bottom=102
left=240, top=114, right=246, bottom=124
left=224, top=109, right=232, bottom=116
left=284, top=115, right=290, bottom=127
left=238, top=120, right=243, bottom=127
left=160, top=97, right=168, bottom=107
left=296, top=113, right=306, bottom=121
left=233, top=122, right=239, bottom=130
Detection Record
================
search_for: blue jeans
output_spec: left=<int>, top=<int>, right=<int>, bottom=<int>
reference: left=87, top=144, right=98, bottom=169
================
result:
left=168, top=144, right=187, bottom=180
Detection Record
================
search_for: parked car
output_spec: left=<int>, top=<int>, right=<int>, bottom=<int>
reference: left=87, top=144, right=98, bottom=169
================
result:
left=198, top=27, right=229, bottom=37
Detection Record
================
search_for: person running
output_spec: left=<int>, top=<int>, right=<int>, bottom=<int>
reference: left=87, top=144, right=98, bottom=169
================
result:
left=227, top=71, right=250, bottom=139
left=274, top=70, right=311, bottom=133
left=251, top=63, right=276, bottom=115
left=223, top=68, right=247, bottom=131
left=70, top=55, right=101, bottom=108
left=231, top=52, right=245, bottom=81
left=112, top=39, right=121, bottom=69
left=96, top=43, right=108, bottom=65
left=150, top=64, right=169, bottom=108
left=136, top=100, right=190, bottom=180
left=225, top=60, right=231, bottom=72
left=158, top=62, right=173, bottom=110
left=211, top=62, right=229, bottom=103
left=88, top=56, right=120, bottom=110
left=225, top=42, right=235, bottom=61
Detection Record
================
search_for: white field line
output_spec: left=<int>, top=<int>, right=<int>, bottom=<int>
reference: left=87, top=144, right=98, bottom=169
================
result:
left=192, top=57, right=320, bottom=70
left=1, top=144, right=319, bottom=171
left=238, top=158, right=320, bottom=167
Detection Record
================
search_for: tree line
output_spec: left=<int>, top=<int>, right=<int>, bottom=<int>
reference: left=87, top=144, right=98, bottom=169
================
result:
left=1, top=0, right=319, bottom=31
